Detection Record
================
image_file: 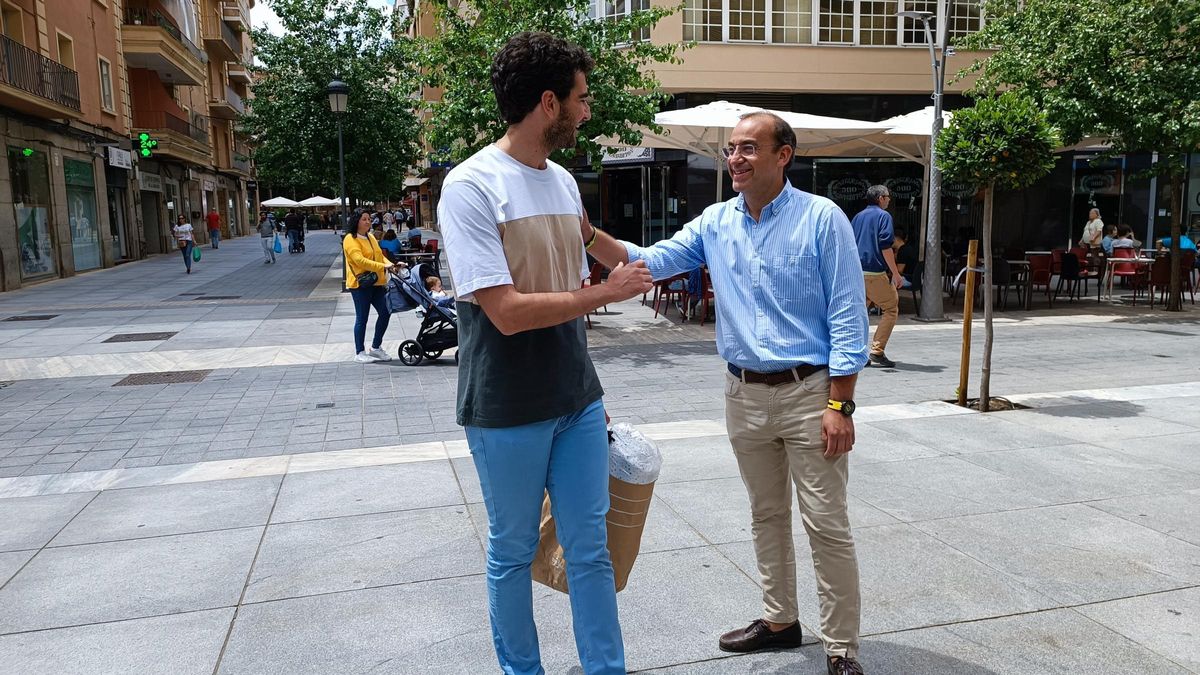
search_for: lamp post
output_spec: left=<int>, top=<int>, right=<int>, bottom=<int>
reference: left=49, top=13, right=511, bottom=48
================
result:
left=898, top=5, right=950, bottom=321
left=327, top=79, right=350, bottom=291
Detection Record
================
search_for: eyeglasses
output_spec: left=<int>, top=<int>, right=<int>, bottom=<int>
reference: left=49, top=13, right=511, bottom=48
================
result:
left=721, top=143, right=780, bottom=159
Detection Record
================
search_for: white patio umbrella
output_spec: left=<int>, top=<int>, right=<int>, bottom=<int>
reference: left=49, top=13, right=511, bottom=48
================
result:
left=298, top=195, right=339, bottom=207
left=596, top=101, right=889, bottom=199
left=260, top=196, right=301, bottom=208
left=797, top=106, right=954, bottom=163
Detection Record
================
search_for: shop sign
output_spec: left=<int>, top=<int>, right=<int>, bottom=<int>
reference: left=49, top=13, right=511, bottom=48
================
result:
left=602, top=147, right=653, bottom=165
left=141, top=173, right=163, bottom=192
left=827, top=177, right=869, bottom=201
left=885, top=176, right=923, bottom=200
left=202, top=179, right=216, bottom=191
left=107, top=147, right=132, bottom=169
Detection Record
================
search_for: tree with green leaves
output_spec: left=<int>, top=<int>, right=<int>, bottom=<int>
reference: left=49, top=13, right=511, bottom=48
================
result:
left=937, top=92, right=1059, bottom=410
left=957, top=0, right=1200, bottom=311
left=415, top=0, right=683, bottom=166
left=245, top=0, right=423, bottom=204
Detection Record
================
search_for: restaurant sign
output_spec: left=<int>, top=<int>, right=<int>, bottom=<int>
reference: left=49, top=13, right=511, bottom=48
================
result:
left=602, top=147, right=654, bottom=165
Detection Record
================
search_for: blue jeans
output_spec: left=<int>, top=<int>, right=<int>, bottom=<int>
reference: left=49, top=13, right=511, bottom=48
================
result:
left=210, top=230, right=220, bottom=248
left=179, top=240, right=193, bottom=271
left=287, top=230, right=299, bottom=251
left=467, top=398, right=624, bottom=675
left=349, top=285, right=389, bottom=354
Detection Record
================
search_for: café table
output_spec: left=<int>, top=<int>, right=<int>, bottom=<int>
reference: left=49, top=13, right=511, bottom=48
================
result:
left=1098, top=256, right=1156, bottom=303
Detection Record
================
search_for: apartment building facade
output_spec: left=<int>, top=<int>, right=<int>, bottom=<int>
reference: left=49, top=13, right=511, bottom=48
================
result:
left=0, top=0, right=254, bottom=291
left=407, top=0, right=1199, bottom=253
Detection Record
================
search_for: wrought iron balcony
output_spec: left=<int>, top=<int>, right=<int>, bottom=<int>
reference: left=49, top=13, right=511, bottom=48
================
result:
left=0, top=34, right=82, bottom=115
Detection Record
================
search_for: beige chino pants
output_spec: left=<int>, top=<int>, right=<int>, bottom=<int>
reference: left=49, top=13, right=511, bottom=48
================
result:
left=863, top=272, right=898, bottom=355
left=724, top=369, right=861, bottom=658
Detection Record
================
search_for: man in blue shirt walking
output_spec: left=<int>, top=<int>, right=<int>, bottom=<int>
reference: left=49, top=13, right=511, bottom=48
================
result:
left=585, top=112, right=869, bottom=675
left=850, top=185, right=904, bottom=368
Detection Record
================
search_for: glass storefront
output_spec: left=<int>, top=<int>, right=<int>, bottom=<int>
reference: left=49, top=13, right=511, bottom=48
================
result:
left=7, top=146, right=57, bottom=280
left=65, top=158, right=102, bottom=271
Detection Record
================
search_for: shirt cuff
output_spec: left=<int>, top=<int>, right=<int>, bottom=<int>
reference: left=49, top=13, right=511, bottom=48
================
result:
left=828, top=351, right=868, bottom=377
left=622, top=241, right=644, bottom=264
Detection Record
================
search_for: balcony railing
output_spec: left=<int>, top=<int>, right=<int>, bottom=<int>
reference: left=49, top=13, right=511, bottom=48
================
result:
left=122, top=7, right=208, bottom=64
left=0, top=34, right=82, bottom=111
left=134, top=109, right=209, bottom=145
left=225, top=86, right=244, bottom=113
left=218, top=16, right=240, bottom=54
left=231, top=154, right=250, bottom=174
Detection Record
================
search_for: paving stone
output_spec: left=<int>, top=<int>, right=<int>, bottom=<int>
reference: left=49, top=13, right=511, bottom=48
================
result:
left=0, top=492, right=96, bottom=552
left=245, top=505, right=482, bottom=603
left=51, top=476, right=280, bottom=546
left=0, top=608, right=233, bottom=675
left=271, top=461, right=462, bottom=523
left=0, top=549, right=35, bottom=585
left=0, top=527, right=262, bottom=633
left=913, top=503, right=1200, bottom=605
left=1087, top=490, right=1200, bottom=546
left=1075, top=587, right=1200, bottom=672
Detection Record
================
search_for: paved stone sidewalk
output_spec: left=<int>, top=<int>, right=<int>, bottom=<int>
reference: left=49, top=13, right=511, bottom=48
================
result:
left=0, top=383, right=1197, bottom=674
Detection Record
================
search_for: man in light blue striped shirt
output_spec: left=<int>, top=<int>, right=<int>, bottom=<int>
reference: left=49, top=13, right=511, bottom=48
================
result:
left=585, top=112, right=869, bottom=675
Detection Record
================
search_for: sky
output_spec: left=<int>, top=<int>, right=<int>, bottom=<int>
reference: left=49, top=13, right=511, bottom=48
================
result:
left=250, top=0, right=397, bottom=36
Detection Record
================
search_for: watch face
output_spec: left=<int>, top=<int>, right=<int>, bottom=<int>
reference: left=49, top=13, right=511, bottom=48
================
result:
left=842, top=400, right=856, bottom=416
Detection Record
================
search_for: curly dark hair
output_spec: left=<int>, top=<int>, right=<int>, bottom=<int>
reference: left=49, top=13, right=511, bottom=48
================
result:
left=491, top=32, right=594, bottom=126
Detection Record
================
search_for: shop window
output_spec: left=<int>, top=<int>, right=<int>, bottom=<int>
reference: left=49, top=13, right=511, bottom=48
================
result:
left=772, top=0, right=812, bottom=44
left=683, top=0, right=723, bottom=42
left=65, top=159, right=102, bottom=272
left=729, top=0, right=766, bottom=42
left=56, top=31, right=74, bottom=70
left=98, top=57, right=115, bottom=112
left=7, top=147, right=57, bottom=280
left=818, top=0, right=854, bottom=44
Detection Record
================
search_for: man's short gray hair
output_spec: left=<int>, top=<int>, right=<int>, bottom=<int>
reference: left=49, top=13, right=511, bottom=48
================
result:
left=866, top=185, right=890, bottom=205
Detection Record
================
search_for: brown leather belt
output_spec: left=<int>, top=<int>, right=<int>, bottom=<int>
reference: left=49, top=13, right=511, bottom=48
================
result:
left=728, top=363, right=827, bottom=386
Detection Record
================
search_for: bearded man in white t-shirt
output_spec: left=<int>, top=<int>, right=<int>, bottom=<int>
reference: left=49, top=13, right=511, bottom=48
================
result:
left=438, top=32, right=652, bottom=675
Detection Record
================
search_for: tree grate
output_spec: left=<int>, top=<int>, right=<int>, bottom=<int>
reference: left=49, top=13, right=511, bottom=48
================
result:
left=2, top=314, right=59, bottom=322
left=103, top=331, right=179, bottom=343
left=113, top=370, right=212, bottom=386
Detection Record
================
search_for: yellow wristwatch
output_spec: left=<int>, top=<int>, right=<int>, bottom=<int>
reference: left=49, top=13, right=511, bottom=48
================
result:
left=827, top=399, right=856, bottom=417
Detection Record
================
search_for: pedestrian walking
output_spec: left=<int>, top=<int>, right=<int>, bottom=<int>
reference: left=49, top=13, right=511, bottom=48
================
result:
left=851, top=185, right=903, bottom=368
left=344, top=210, right=397, bottom=363
left=285, top=210, right=303, bottom=253
left=258, top=213, right=276, bottom=264
left=438, top=32, right=652, bottom=675
left=173, top=215, right=196, bottom=274
left=585, top=111, right=869, bottom=675
left=206, top=207, right=221, bottom=249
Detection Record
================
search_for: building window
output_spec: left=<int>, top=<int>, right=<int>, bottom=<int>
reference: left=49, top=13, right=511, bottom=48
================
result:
left=772, top=0, right=812, bottom=44
left=683, top=0, right=723, bottom=42
left=858, top=0, right=898, bottom=45
left=590, top=1, right=651, bottom=42
left=729, top=0, right=766, bottom=41
left=818, top=0, right=854, bottom=44
left=98, top=57, right=114, bottom=112
left=947, top=0, right=983, bottom=40
left=901, top=0, right=938, bottom=44
left=1, top=3, right=25, bottom=44
left=56, top=31, right=74, bottom=69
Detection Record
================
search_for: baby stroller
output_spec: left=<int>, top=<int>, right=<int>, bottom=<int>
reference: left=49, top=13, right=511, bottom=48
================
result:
left=385, top=263, right=458, bottom=366
left=287, top=227, right=305, bottom=253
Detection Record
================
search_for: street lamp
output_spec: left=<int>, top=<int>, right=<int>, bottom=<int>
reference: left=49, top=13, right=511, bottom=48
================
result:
left=898, top=6, right=950, bottom=321
left=328, top=79, right=349, bottom=291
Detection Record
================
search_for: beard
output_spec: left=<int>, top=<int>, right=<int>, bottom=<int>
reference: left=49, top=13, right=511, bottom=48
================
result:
left=544, top=107, right=578, bottom=151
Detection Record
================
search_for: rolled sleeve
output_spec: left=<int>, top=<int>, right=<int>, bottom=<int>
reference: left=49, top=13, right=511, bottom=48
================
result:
left=819, top=206, right=870, bottom=376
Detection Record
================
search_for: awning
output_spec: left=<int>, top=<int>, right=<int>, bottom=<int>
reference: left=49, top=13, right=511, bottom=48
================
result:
left=404, top=177, right=429, bottom=188
left=260, top=197, right=300, bottom=207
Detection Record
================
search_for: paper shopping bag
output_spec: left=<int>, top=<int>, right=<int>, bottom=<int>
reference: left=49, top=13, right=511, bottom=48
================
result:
left=531, top=476, right=655, bottom=594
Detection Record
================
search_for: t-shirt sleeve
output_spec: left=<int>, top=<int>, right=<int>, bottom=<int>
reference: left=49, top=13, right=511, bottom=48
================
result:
left=438, top=179, right=513, bottom=300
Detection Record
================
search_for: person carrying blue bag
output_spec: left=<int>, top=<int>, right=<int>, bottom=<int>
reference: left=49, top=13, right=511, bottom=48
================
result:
left=258, top=213, right=276, bottom=264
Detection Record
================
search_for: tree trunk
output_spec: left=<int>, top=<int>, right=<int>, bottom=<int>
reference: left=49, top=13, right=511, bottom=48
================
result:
left=980, top=184, right=995, bottom=411
left=1167, top=173, right=1183, bottom=311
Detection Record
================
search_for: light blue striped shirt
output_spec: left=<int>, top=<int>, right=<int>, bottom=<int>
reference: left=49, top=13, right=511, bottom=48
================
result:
left=623, top=182, right=869, bottom=376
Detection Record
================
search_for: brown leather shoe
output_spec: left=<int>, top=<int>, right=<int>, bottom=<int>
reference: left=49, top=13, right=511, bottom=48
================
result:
left=827, top=655, right=865, bottom=674
left=718, top=619, right=803, bottom=653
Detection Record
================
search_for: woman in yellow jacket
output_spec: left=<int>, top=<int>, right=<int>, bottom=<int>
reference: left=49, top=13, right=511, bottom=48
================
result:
left=344, top=210, right=398, bottom=363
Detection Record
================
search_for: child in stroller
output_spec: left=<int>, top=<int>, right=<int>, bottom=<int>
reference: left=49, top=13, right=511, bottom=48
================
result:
left=386, top=263, right=458, bottom=366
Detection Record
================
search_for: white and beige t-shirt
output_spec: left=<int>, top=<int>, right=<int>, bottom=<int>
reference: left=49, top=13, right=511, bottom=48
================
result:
left=439, top=144, right=601, bottom=428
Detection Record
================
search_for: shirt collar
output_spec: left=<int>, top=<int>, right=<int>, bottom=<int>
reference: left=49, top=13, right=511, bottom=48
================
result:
left=734, top=181, right=794, bottom=218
